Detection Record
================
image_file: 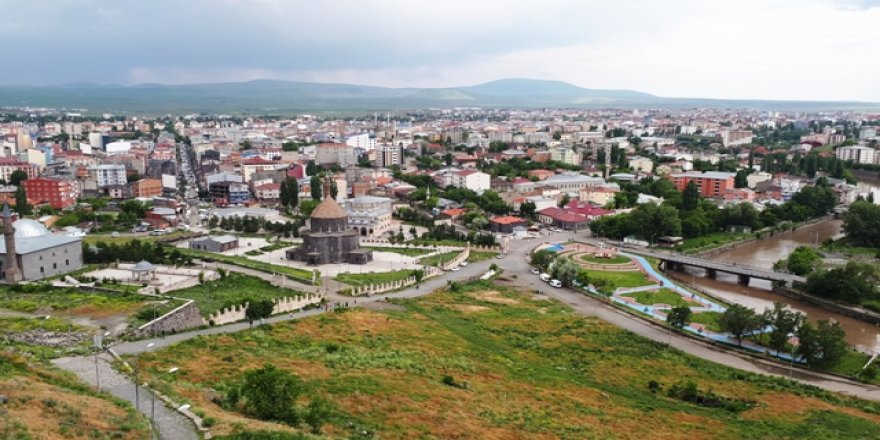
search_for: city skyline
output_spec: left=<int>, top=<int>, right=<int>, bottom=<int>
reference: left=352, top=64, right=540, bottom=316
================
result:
left=2, top=0, right=880, bottom=102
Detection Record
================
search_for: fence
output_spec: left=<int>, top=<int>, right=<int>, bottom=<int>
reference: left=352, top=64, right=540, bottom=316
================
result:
left=345, top=266, right=442, bottom=297
left=206, top=292, right=324, bottom=326
left=441, top=247, right=470, bottom=271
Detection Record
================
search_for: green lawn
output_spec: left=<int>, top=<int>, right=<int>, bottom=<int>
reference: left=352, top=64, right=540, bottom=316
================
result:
left=690, top=311, right=723, bottom=332
left=365, top=246, right=433, bottom=257
left=0, top=286, right=148, bottom=316
left=621, top=288, right=695, bottom=307
left=168, top=274, right=305, bottom=316
left=179, top=248, right=318, bottom=285
left=136, top=280, right=880, bottom=439
left=418, top=251, right=461, bottom=267
left=468, top=251, right=497, bottom=262
left=579, top=254, right=632, bottom=265
left=83, top=230, right=192, bottom=245
left=336, top=269, right=419, bottom=287
left=581, top=269, right=655, bottom=289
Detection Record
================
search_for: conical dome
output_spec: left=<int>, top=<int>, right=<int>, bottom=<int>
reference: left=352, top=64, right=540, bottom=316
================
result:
left=310, top=197, right=347, bottom=219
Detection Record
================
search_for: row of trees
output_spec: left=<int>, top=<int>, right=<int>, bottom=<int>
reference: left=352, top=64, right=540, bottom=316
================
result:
left=805, top=261, right=880, bottom=306
left=209, top=215, right=303, bottom=237
left=419, top=224, right=497, bottom=246
left=83, top=240, right=190, bottom=266
left=593, top=178, right=838, bottom=242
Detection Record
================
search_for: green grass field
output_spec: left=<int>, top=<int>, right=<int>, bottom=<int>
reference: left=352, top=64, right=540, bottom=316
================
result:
left=418, top=251, right=461, bottom=266
left=582, top=268, right=655, bottom=289
left=468, top=251, right=497, bottom=262
left=336, top=269, right=419, bottom=287
left=180, top=248, right=318, bottom=285
left=134, top=280, right=880, bottom=439
left=621, top=288, right=696, bottom=307
left=678, top=232, right=751, bottom=253
left=168, top=274, right=305, bottom=316
left=0, top=287, right=148, bottom=316
left=689, top=311, right=723, bottom=332
left=365, top=246, right=433, bottom=257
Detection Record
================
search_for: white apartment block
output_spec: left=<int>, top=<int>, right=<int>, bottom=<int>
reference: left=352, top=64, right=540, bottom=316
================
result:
left=549, top=147, right=582, bottom=165
left=450, top=170, right=491, bottom=193
left=345, top=133, right=377, bottom=151
left=719, top=130, right=754, bottom=147
left=836, top=145, right=876, bottom=164
left=92, top=164, right=127, bottom=187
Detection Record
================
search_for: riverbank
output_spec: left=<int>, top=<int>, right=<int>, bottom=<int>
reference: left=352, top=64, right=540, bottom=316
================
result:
left=693, top=215, right=837, bottom=258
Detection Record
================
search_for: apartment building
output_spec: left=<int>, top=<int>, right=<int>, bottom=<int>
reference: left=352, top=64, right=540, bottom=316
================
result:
left=667, top=171, right=736, bottom=198
left=131, top=178, right=163, bottom=198
left=836, top=145, right=876, bottom=164
left=91, top=164, right=128, bottom=187
left=22, top=177, right=79, bottom=209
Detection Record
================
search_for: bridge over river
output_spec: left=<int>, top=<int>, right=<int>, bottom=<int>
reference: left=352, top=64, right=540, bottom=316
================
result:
left=623, top=248, right=806, bottom=287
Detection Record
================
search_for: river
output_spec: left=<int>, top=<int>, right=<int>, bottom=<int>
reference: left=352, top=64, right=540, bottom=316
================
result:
left=668, top=218, right=880, bottom=352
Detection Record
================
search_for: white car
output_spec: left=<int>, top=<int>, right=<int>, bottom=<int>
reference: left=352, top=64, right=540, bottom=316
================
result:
left=530, top=268, right=540, bottom=275
left=460, top=261, right=469, bottom=267
left=549, top=279, right=563, bottom=288
left=450, top=266, right=461, bottom=272
left=539, top=273, right=551, bottom=282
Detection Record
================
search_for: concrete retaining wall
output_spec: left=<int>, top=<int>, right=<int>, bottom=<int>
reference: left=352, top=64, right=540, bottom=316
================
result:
left=441, top=247, right=470, bottom=271
left=772, top=286, right=880, bottom=325
left=135, top=301, right=205, bottom=336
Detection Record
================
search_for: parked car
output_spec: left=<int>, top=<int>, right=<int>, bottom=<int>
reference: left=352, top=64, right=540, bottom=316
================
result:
left=539, top=273, right=551, bottom=282
left=549, top=279, right=563, bottom=288
left=450, top=266, right=461, bottom=272
left=530, top=268, right=540, bottom=275
left=460, top=261, right=468, bottom=267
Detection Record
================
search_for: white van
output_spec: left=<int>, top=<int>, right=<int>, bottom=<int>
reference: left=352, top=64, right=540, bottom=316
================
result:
left=549, top=279, right=563, bottom=288
left=539, top=273, right=551, bottom=282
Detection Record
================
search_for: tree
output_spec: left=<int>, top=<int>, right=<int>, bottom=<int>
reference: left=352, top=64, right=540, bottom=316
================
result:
left=305, top=160, right=320, bottom=177
left=520, top=201, right=536, bottom=219
left=14, top=185, right=31, bottom=216
left=630, top=202, right=681, bottom=242
left=551, top=257, right=580, bottom=287
left=843, top=200, right=880, bottom=247
left=718, top=304, right=762, bottom=346
left=9, top=170, right=27, bottom=186
left=796, top=320, right=847, bottom=368
left=241, top=364, right=302, bottom=424
left=682, top=181, right=700, bottom=211
left=575, top=270, right=591, bottom=287
left=784, top=246, right=821, bottom=276
left=330, top=180, right=338, bottom=200
left=762, top=303, right=803, bottom=356
left=530, top=250, right=555, bottom=271
left=304, top=396, right=333, bottom=434
left=246, top=299, right=275, bottom=322
left=280, top=177, right=299, bottom=209
left=310, top=175, right=322, bottom=200
left=558, top=193, right=570, bottom=208
left=667, top=306, right=692, bottom=330
left=734, top=170, right=749, bottom=188
left=805, top=261, right=879, bottom=304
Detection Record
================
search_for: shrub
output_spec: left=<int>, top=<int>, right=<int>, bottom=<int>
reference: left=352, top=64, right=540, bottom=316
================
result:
left=240, top=364, right=302, bottom=425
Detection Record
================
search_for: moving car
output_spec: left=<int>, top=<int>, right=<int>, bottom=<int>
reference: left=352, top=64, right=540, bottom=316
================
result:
left=539, top=273, right=551, bottom=282
left=460, top=261, right=469, bottom=267
left=530, top=268, right=540, bottom=275
left=450, top=266, right=461, bottom=272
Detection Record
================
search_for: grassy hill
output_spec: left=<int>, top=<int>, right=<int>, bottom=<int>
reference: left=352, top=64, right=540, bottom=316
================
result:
left=134, top=280, right=880, bottom=439
left=0, top=353, right=149, bottom=439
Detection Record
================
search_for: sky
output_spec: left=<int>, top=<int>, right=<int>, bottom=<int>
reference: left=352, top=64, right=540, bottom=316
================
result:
left=2, top=0, right=880, bottom=101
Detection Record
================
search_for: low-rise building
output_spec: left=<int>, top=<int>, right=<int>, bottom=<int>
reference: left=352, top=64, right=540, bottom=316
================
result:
left=189, top=235, right=239, bottom=253
left=579, top=186, right=618, bottom=206
left=131, top=178, right=163, bottom=198
left=345, top=196, right=393, bottom=237
left=490, top=216, right=527, bottom=233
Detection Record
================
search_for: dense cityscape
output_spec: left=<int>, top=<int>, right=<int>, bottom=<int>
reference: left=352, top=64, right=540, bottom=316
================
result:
left=5, top=1, right=880, bottom=439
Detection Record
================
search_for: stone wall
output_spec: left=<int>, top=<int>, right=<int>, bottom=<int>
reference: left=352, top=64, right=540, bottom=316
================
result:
left=135, top=301, right=205, bottom=337
left=206, top=303, right=248, bottom=326
left=347, top=266, right=442, bottom=296
left=206, top=293, right=324, bottom=326
left=441, top=247, right=470, bottom=271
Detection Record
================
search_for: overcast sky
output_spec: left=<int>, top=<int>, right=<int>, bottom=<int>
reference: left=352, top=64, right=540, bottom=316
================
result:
left=3, top=0, right=880, bottom=101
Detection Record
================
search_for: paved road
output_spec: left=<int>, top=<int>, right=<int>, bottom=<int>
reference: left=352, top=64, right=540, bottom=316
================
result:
left=53, top=353, right=199, bottom=440
left=54, top=230, right=880, bottom=439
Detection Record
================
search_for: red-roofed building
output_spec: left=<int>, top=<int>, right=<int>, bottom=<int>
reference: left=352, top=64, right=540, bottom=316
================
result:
left=528, top=169, right=555, bottom=181
left=441, top=208, right=466, bottom=219
left=254, top=182, right=281, bottom=201
left=242, top=157, right=277, bottom=182
left=490, top=215, right=527, bottom=233
left=537, top=207, right=589, bottom=230
left=563, top=201, right=614, bottom=221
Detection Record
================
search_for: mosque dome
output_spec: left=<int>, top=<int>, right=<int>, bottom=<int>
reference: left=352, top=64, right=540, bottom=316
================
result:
left=13, top=219, right=51, bottom=239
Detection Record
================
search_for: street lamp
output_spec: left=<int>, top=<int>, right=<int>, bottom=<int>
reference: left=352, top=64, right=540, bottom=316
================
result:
left=150, top=366, right=179, bottom=435
left=134, top=342, right=156, bottom=412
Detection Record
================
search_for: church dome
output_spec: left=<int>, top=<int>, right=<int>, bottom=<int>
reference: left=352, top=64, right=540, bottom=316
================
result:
left=310, top=197, right=348, bottom=220
left=13, top=219, right=50, bottom=239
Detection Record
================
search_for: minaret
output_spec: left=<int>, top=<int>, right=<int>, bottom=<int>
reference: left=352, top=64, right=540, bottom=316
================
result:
left=2, top=204, right=22, bottom=283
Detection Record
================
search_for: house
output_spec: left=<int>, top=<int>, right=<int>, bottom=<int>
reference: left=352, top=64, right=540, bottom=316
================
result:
left=449, top=170, right=491, bottom=193
left=190, top=235, right=239, bottom=253
left=563, top=201, right=614, bottom=221
left=254, top=182, right=281, bottom=201
left=490, top=216, right=527, bottom=233
left=579, top=186, right=618, bottom=206
left=536, top=207, right=589, bottom=231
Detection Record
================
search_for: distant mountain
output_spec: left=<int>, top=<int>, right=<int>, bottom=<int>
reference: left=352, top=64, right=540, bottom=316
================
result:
left=0, top=78, right=876, bottom=115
